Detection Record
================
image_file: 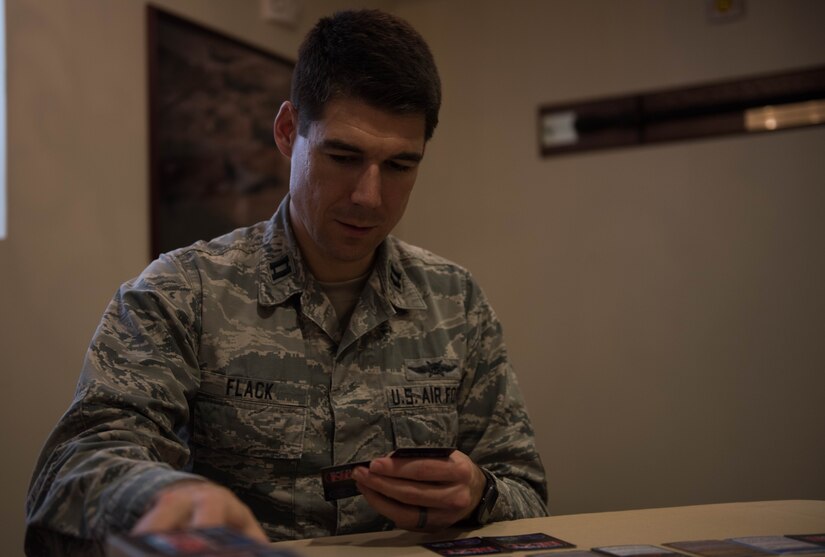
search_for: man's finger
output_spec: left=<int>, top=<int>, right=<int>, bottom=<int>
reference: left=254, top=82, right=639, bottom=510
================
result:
left=131, top=496, right=191, bottom=534
left=369, top=456, right=463, bottom=483
left=190, top=502, right=226, bottom=529
left=357, top=482, right=443, bottom=532
left=239, top=521, right=269, bottom=543
left=131, top=482, right=268, bottom=543
left=223, top=500, right=269, bottom=542
left=353, top=466, right=465, bottom=510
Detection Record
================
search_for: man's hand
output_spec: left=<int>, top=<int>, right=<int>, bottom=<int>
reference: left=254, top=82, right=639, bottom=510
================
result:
left=351, top=450, right=487, bottom=532
left=131, top=481, right=268, bottom=542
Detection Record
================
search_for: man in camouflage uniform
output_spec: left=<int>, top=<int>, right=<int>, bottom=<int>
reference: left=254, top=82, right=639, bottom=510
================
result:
left=25, top=9, right=547, bottom=555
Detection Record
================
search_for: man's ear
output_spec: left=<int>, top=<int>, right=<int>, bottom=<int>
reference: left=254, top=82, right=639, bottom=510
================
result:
left=273, top=101, right=298, bottom=157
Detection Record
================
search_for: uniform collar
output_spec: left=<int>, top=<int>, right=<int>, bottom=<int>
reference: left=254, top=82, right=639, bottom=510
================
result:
left=372, top=239, right=427, bottom=311
left=257, top=195, right=426, bottom=312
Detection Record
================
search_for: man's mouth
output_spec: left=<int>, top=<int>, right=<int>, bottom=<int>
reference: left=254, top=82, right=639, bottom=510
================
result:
left=337, top=220, right=378, bottom=234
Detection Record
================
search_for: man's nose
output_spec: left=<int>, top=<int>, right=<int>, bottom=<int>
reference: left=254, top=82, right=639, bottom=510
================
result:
left=351, top=164, right=382, bottom=208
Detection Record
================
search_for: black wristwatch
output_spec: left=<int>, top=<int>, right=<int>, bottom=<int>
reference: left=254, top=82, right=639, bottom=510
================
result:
left=474, top=467, right=499, bottom=524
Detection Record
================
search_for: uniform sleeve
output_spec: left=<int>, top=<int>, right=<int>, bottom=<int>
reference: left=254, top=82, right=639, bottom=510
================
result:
left=25, top=253, right=207, bottom=556
left=457, top=276, right=549, bottom=523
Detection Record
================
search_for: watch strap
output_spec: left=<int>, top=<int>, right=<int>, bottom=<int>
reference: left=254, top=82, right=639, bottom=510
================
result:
left=474, top=467, right=499, bottom=524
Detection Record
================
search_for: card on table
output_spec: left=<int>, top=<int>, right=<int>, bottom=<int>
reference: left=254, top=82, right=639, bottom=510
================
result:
left=785, top=535, right=825, bottom=548
left=664, top=539, right=776, bottom=557
left=391, top=447, right=456, bottom=459
left=422, top=537, right=503, bottom=555
left=728, top=536, right=825, bottom=555
left=593, top=545, right=683, bottom=557
left=483, top=533, right=576, bottom=551
left=320, top=460, right=371, bottom=501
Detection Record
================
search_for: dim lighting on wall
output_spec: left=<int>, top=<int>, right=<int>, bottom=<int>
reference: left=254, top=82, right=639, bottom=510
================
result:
left=745, top=101, right=825, bottom=133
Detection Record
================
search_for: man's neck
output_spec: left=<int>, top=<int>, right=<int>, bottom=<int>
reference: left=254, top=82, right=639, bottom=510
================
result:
left=307, top=257, right=374, bottom=283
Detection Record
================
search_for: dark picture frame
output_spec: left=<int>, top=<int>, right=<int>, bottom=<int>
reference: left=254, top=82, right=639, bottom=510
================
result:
left=147, top=6, right=293, bottom=259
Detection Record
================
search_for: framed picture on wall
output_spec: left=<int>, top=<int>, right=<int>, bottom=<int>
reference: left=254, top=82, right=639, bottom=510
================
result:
left=147, top=6, right=293, bottom=260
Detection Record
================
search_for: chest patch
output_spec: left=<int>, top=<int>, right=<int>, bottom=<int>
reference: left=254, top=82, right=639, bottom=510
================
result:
left=404, top=358, right=461, bottom=381
left=386, top=384, right=458, bottom=407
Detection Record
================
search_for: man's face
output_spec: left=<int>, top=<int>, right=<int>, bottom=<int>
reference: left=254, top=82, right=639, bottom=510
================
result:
left=274, top=97, right=426, bottom=282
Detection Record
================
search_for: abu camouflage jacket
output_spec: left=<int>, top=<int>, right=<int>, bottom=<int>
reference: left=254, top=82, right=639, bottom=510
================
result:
left=25, top=198, right=547, bottom=555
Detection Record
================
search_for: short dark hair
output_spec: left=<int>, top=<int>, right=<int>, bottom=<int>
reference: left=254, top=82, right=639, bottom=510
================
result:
left=291, top=9, right=441, bottom=141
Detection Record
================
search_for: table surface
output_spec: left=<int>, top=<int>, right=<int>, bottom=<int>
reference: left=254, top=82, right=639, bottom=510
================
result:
left=272, top=500, right=825, bottom=556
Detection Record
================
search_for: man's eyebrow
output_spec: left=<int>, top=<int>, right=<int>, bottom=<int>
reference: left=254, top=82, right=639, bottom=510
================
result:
left=321, top=138, right=423, bottom=163
left=393, top=151, right=424, bottom=163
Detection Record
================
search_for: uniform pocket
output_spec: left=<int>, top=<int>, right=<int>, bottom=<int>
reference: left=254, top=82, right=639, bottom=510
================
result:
left=386, top=382, right=459, bottom=448
left=193, top=371, right=309, bottom=460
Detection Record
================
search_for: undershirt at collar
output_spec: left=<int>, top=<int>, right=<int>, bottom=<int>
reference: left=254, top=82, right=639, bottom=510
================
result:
left=317, top=272, right=371, bottom=333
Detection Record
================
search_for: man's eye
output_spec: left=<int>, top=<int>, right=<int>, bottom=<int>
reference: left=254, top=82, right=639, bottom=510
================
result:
left=329, top=154, right=359, bottom=164
left=387, top=161, right=415, bottom=172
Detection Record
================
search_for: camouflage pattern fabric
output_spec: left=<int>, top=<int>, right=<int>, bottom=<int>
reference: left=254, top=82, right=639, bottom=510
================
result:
left=25, top=197, right=548, bottom=555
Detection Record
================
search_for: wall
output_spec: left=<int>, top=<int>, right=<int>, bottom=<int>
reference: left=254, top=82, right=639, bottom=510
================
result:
left=0, top=0, right=386, bottom=553
left=393, top=0, right=825, bottom=515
